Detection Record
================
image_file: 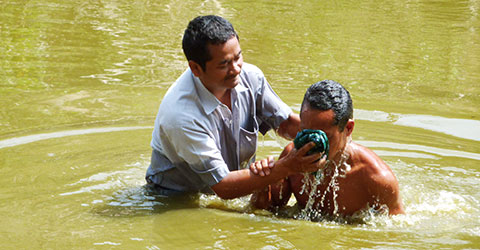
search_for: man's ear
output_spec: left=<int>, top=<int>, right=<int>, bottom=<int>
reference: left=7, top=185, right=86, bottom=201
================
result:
left=345, top=119, right=355, bottom=137
left=188, top=60, right=203, bottom=77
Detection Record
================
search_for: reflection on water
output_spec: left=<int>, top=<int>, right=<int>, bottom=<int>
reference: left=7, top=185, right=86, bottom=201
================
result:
left=93, top=186, right=202, bottom=217
left=1, top=0, right=480, bottom=249
left=356, top=109, right=480, bottom=141
left=0, top=126, right=153, bottom=149
left=359, top=140, right=480, bottom=161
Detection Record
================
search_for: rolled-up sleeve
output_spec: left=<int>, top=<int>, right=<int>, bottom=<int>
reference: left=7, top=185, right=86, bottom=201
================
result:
left=255, top=74, right=292, bottom=135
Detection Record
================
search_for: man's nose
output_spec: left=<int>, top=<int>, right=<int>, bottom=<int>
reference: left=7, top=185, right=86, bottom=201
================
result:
left=230, top=62, right=242, bottom=75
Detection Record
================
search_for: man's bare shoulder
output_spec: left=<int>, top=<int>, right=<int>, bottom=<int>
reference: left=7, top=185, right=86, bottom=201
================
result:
left=350, top=141, right=404, bottom=214
left=350, top=142, right=397, bottom=183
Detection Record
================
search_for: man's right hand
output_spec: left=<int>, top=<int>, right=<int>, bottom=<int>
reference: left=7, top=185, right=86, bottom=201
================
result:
left=214, top=142, right=325, bottom=199
left=277, top=141, right=326, bottom=175
left=250, top=142, right=326, bottom=177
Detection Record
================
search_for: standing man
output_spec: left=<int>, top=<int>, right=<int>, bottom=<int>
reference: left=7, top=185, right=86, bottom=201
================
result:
left=145, top=15, right=324, bottom=199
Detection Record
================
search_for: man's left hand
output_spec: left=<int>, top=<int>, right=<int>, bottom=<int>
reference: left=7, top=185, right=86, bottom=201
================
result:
left=249, top=156, right=275, bottom=176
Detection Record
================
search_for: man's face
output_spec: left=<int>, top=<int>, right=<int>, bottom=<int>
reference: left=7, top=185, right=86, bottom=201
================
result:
left=191, top=37, right=243, bottom=95
left=300, top=104, right=353, bottom=160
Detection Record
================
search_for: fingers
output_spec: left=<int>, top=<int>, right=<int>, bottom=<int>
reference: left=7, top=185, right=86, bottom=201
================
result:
left=268, top=156, right=274, bottom=168
left=249, top=162, right=258, bottom=174
left=250, top=157, right=274, bottom=176
left=255, top=160, right=265, bottom=176
left=305, top=154, right=328, bottom=173
left=303, top=151, right=323, bottom=163
left=296, top=141, right=316, bottom=156
left=287, top=146, right=328, bottom=173
left=316, top=154, right=328, bottom=168
left=260, top=158, right=270, bottom=176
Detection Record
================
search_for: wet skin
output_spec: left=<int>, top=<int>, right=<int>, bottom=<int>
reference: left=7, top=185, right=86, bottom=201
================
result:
left=252, top=105, right=405, bottom=216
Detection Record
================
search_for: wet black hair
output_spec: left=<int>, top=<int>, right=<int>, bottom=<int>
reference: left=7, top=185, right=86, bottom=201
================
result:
left=182, top=15, right=238, bottom=71
left=301, top=80, right=353, bottom=131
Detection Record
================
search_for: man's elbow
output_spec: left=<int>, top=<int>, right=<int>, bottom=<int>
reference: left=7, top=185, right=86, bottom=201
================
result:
left=389, top=199, right=405, bottom=215
left=389, top=205, right=405, bottom=215
left=214, top=191, right=237, bottom=200
left=277, top=113, right=300, bottom=140
left=211, top=183, right=241, bottom=200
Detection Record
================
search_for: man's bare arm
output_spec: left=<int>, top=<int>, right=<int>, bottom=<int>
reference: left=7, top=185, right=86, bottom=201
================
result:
left=212, top=142, right=322, bottom=199
left=373, top=174, right=405, bottom=215
left=363, top=149, right=405, bottom=215
left=251, top=178, right=292, bottom=210
left=276, top=113, right=300, bottom=140
left=250, top=143, right=296, bottom=209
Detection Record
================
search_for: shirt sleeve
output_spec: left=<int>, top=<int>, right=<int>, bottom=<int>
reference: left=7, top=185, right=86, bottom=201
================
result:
left=165, top=121, right=230, bottom=187
left=255, top=72, right=293, bottom=135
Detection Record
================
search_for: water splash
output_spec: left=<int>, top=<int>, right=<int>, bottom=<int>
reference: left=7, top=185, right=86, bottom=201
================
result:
left=199, top=194, right=252, bottom=213
left=297, top=141, right=352, bottom=221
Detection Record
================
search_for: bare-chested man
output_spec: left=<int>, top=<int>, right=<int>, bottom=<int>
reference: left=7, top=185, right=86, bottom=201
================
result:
left=250, top=80, right=404, bottom=217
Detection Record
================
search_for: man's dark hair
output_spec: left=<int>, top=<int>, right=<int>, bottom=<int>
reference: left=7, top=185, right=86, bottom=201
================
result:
left=182, top=15, right=238, bottom=71
left=301, top=80, right=353, bottom=131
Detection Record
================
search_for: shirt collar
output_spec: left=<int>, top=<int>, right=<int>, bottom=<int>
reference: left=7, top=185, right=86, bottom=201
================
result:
left=192, top=72, right=248, bottom=115
left=193, top=74, right=219, bottom=115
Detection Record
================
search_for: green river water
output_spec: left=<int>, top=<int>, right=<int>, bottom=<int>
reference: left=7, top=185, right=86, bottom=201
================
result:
left=1, top=0, right=480, bottom=249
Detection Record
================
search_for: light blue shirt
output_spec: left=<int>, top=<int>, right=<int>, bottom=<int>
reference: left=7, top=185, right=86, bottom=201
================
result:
left=146, top=63, right=292, bottom=194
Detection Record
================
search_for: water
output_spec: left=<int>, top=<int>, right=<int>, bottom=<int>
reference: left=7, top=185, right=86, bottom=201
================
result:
left=1, top=0, right=480, bottom=249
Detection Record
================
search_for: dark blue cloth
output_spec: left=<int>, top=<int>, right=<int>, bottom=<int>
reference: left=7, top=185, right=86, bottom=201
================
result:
left=293, top=129, right=329, bottom=157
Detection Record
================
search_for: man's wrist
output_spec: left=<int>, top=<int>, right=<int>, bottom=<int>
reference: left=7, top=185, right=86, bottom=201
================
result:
left=273, top=158, right=292, bottom=177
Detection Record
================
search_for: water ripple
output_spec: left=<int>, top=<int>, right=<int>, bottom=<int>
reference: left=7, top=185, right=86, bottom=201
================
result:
left=355, top=109, right=480, bottom=141
left=358, top=140, right=480, bottom=161
left=0, top=126, right=153, bottom=149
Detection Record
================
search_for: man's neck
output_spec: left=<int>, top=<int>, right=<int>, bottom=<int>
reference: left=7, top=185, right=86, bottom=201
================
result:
left=324, top=143, right=353, bottom=177
left=217, top=89, right=232, bottom=110
left=199, top=77, right=232, bottom=110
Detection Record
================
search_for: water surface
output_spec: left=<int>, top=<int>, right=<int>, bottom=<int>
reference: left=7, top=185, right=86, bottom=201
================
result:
left=1, top=0, right=479, bottom=249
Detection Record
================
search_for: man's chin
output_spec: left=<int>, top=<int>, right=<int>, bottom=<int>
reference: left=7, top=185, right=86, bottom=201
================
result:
left=226, top=77, right=239, bottom=88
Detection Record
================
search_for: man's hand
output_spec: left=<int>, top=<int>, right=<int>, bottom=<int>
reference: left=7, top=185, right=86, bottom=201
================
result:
left=250, top=142, right=326, bottom=177
left=250, top=156, right=275, bottom=176
left=279, top=141, right=326, bottom=175
left=212, top=142, right=324, bottom=199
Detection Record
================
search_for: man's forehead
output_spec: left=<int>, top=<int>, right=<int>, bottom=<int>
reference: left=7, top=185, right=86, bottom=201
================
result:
left=207, top=36, right=240, bottom=51
left=300, top=108, right=336, bottom=127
